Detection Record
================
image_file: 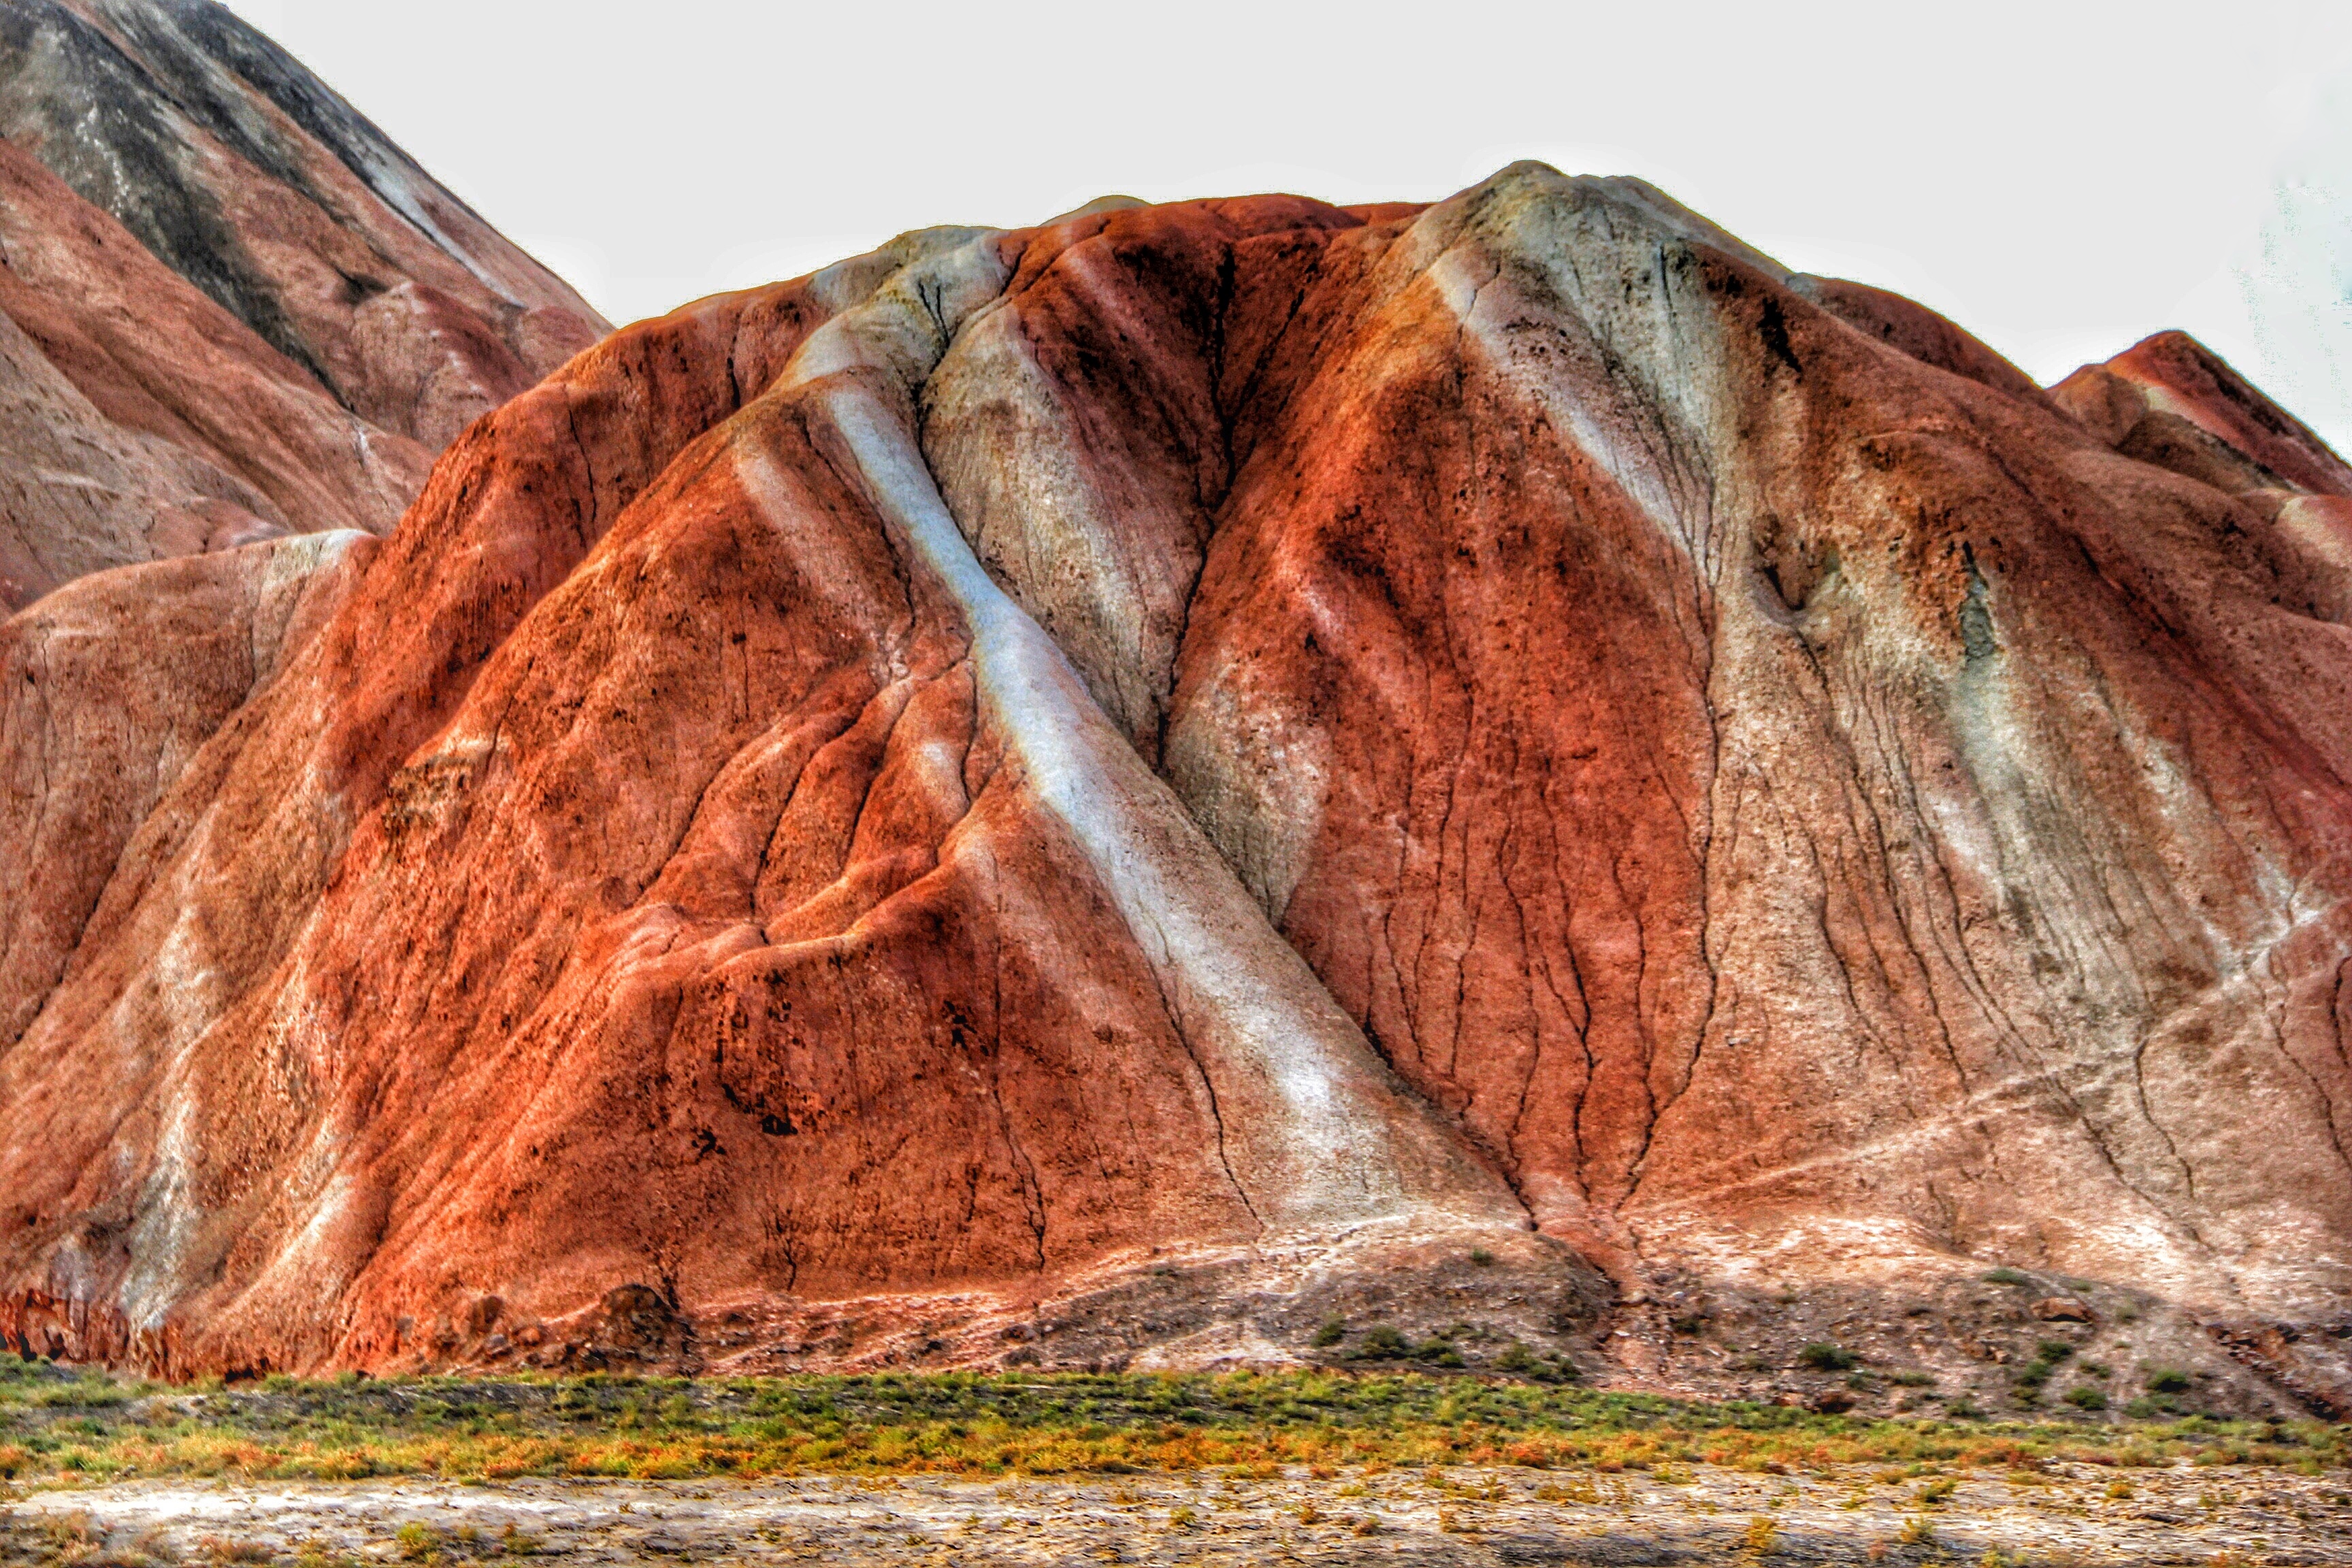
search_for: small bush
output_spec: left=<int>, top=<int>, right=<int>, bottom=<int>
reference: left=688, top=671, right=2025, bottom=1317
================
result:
left=43, top=1514, right=93, bottom=1551
left=2036, top=1340, right=2075, bottom=1364
left=1744, top=1515, right=1778, bottom=1554
left=1310, top=1316, right=1345, bottom=1348
left=34, top=1382, right=129, bottom=1409
left=1799, top=1343, right=1858, bottom=1371
left=1889, top=1370, right=1935, bottom=1387
left=1982, top=1268, right=2038, bottom=1287
left=397, top=1522, right=439, bottom=1562
left=1469, top=1248, right=1495, bottom=1267
left=1354, top=1325, right=1407, bottom=1358
left=1169, top=1505, right=1196, bottom=1530
left=2144, top=1366, right=2191, bottom=1394
left=2065, top=1386, right=2108, bottom=1411
left=1494, top=1341, right=1535, bottom=1373
left=1898, top=1516, right=1936, bottom=1546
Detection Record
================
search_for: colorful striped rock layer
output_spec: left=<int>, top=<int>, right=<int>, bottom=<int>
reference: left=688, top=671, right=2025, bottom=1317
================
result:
left=4, top=165, right=2349, bottom=1413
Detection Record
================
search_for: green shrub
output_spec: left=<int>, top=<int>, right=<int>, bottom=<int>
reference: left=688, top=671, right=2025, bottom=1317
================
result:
left=2064, top=1387, right=2108, bottom=1411
left=1981, top=1269, right=2037, bottom=1288
left=1309, top=1317, right=1345, bottom=1348
left=1799, top=1343, right=1858, bottom=1371
left=1354, top=1326, right=1407, bottom=1358
left=2144, top=1367, right=2191, bottom=1394
left=2036, top=1340, right=2075, bottom=1364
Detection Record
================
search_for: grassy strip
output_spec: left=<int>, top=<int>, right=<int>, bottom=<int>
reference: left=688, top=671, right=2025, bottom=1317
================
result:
left=0, top=1360, right=2342, bottom=1487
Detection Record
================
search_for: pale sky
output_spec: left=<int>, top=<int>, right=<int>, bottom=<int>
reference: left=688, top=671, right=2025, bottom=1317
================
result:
left=225, top=0, right=2352, bottom=450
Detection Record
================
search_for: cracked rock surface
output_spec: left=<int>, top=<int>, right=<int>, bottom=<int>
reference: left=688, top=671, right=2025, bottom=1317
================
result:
left=1, top=161, right=2350, bottom=1409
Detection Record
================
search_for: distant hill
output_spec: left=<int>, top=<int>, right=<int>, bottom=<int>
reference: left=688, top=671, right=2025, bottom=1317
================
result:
left=0, top=0, right=605, bottom=607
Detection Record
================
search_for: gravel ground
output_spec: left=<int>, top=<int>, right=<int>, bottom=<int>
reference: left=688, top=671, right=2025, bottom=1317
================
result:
left=3, top=1463, right=2349, bottom=1566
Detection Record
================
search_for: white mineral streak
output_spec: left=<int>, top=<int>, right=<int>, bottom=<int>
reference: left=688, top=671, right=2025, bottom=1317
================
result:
left=768, top=228, right=1520, bottom=1235
left=921, top=301, right=1182, bottom=753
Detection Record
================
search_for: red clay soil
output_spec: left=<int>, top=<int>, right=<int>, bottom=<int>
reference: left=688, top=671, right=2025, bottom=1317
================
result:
left=3, top=166, right=2349, bottom=1407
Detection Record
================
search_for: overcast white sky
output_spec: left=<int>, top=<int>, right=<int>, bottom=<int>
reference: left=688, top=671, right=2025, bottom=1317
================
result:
left=224, top=0, right=2352, bottom=448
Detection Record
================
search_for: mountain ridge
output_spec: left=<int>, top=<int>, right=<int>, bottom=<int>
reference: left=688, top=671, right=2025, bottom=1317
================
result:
left=4, top=159, right=2349, bottom=1418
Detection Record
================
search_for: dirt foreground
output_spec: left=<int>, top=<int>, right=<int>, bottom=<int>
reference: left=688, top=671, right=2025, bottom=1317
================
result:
left=5, top=1462, right=2349, bottom=1567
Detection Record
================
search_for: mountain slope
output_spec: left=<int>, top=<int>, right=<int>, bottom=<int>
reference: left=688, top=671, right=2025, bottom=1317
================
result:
left=0, top=0, right=606, bottom=608
left=0, top=0, right=604, bottom=446
left=3, top=165, right=2349, bottom=1414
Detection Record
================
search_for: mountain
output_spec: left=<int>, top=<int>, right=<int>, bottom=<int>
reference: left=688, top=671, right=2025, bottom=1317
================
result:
left=0, top=0, right=606, bottom=607
left=5, top=157, right=2351, bottom=1414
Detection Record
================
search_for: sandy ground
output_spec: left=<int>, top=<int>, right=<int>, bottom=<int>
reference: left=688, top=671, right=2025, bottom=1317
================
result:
left=3, top=1463, right=2349, bottom=1566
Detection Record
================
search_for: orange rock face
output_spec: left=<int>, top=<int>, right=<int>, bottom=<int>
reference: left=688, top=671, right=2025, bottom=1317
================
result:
left=0, top=0, right=606, bottom=608
left=5, top=165, right=2351, bottom=1407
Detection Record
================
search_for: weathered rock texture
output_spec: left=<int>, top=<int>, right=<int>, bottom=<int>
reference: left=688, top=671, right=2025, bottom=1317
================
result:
left=0, top=0, right=606, bottom=606
left=4, top=165, right=2351, bottom=1410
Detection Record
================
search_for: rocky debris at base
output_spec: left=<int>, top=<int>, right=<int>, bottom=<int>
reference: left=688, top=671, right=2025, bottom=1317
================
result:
left=2032, top=1301, right=2096, bottom=1325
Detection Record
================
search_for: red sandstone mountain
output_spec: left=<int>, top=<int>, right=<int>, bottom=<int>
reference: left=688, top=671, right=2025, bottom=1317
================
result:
left=5, top=158, right=2351, bottom=1413
left=0, top=0, right=606, bottom=607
